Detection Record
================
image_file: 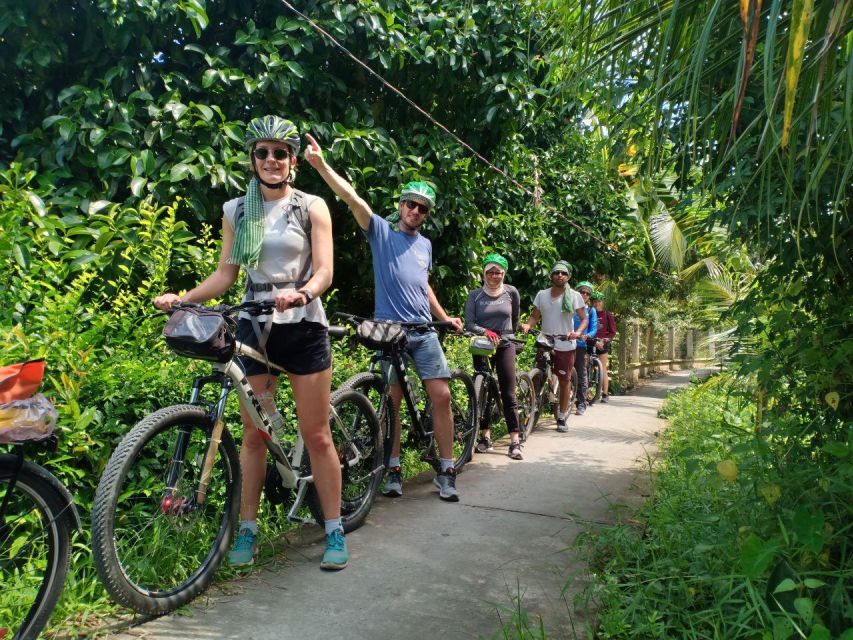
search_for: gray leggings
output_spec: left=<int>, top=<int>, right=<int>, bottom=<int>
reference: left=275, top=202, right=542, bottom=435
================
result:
left=473, top=344, right=521, bottom=433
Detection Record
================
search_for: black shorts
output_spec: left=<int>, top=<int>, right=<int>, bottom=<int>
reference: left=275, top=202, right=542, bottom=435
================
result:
left=595, top=341, right=612, bottom=354
left=235, top=318, right=331, bottom=376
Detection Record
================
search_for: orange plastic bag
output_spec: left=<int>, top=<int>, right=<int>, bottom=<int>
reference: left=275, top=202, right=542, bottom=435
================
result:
left=0, top=360, right=46, bottom=403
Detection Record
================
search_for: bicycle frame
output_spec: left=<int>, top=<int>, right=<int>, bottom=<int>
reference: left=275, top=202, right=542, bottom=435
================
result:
left=369, top=345, right=433, bottom=442
left=167, top=340, right=324, bottom=525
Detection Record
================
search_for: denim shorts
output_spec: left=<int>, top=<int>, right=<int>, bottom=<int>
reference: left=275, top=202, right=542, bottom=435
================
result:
left=383, top=329, right=451, bottom=383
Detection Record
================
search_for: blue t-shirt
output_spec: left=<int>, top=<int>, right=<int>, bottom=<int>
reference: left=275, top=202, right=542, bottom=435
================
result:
left=573, top=305, right=598, bottom=349
left=365, top=214, right=432, bottom=322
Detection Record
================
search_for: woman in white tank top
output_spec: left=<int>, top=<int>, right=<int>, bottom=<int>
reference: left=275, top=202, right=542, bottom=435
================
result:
left=154, top=115, right=349, bottom=570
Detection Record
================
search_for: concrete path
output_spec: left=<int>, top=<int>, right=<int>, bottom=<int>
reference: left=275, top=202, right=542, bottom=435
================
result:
left=111, top=370, right=702, bottom=640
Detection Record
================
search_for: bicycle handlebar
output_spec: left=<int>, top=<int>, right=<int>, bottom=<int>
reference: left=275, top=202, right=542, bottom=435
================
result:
left=166, top=300, right=276, bottom=318
left=332, top=312, right=460, bottom=333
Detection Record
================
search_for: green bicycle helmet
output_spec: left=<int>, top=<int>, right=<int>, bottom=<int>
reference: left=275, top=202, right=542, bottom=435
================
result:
left=592, top=291, right=605, bottom=300
left=576, top=280, right=594, bottom=294
left=399, top=181, right=436, bottom=209
left=245, top=115, right=301, bottom=153
left=482, top=253, right=508, bottom=272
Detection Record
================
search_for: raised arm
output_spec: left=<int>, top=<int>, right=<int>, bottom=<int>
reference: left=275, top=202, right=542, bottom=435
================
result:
left=304, top=133, right=372, bottom=230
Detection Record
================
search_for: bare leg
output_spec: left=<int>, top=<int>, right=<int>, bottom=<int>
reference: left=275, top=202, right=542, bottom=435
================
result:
left=599, top=352, right=610, bottom=395
left=424, top=378, right=453, bottom=460
left=387, top=383, right=404, bottom=459
left=289, top=368, right=340, bottom=520
left=238, top=374, right=278, bottom=521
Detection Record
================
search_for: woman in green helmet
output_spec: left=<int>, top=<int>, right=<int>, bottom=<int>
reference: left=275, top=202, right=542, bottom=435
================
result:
left=154, top=115, right=349, bottom=570
left=464, top=253, right=524, bottom=459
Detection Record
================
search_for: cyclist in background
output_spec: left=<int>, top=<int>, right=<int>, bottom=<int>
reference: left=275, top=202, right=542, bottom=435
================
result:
left=520, top=261, right=587, bottom=432
left=592, top=291, right=616, bottom=403
left=573, top=281, right=597, bottom=416
left=464, top=253, right=524, bottom=460
left=304, top=134, right=465, bottom=502
left=153, top=116, right=349, bottom=571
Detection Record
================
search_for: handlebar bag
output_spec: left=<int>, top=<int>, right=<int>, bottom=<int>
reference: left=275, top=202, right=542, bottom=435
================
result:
left=469, top=336, right=496, bottom=357
left=356, top=320, right=408, bottom=351
left=535, top=334, right=556, bottom=350
left=163, top=308, right=235, bottom=362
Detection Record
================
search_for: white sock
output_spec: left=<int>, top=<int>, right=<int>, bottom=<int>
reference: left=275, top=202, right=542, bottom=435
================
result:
left=558, top=412, right=566, bottom=420
left=324, top=518, right=343, bottom=535
left=388, top=456, right=401, bottom=468
left=440, top=458, right=453, bottom=472
left=239, top=519, right=257, bottom=534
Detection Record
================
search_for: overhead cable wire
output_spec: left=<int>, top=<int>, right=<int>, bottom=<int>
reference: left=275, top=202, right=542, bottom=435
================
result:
left=276, top=0, right=672, bottom=278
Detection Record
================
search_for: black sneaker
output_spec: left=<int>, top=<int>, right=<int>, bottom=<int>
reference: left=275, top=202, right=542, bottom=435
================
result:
left=601, top=395, right=609, bottom=404
left=475, top=436, right=493, bottom=453
left=433, top=468, right=459, bottom=502
left=556, top=417, right=568, bottom=432
left=508, top=442, right=523, bottom=460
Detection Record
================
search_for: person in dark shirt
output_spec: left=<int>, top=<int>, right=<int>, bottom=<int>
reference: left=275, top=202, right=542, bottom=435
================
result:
left=464, top=254, right=524, bottom=459
left=592, top=291, right=617, bottom=402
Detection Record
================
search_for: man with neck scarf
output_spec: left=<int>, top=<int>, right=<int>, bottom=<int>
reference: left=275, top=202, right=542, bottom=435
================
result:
left=154, top=115, right=349, bottom=571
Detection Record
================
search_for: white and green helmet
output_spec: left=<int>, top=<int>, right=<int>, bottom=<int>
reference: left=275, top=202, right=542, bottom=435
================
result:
left=245, top=115, right=300, bottom=153
left=399, top=181, right=436, bottom=208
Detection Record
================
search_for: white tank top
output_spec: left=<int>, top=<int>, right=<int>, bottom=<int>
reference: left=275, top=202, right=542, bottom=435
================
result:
left=223, top=191, right=327, bottom=326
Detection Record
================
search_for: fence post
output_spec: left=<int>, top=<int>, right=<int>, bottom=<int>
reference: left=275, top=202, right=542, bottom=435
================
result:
left=668, top=325, right=676, bottom=370
left=708, top=329, right=716, bottom=359
left=630, top=321, right=641, bottom=386
left=686, top=328, right=694, bottom=364
left=618, top=323, right=627, bottom=386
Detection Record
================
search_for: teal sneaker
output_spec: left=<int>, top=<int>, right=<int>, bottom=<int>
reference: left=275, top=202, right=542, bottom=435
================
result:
left=227, top=527, right=257, bottom=566
left=320, top=528, right=348, bottom=570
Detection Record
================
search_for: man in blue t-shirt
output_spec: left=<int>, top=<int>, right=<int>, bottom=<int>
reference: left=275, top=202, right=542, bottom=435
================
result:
left=305, top=134, right=464, bottom=502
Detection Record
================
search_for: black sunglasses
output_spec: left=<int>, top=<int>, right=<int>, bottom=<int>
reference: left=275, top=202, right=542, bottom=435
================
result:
left=403, top=200, right=430, bottom=215
left=552, top=271, right=569, bottom=276
left=253, top=147, right=291, bottom=161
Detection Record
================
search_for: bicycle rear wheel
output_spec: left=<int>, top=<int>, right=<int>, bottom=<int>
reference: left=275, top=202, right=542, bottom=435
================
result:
left=92, top=405, right=240, bottom=615
left=305, top=390, right=383, bottom=533
left=473, top=375, right=500, bottom=435
left=516, top=372, right=536, bottom=441
left=0, top=455, right=73, bottom=640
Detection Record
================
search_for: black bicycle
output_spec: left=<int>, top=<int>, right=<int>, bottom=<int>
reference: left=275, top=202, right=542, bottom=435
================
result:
left=523, top=331, right=578, bottom=434
left=92, top=301, right=383, bottom=615
left=334, top=314, right=478, bottom=473
left=469, top=335, right=536, bottom=443
left=584, top=343, right=603, bottom=406
left=1, top=437, right=82, bottom=640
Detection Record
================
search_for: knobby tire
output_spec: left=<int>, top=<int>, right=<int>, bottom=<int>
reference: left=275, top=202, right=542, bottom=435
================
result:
left=0, top=455, right=73, bottom=640
left=91, top=405, right=240, bottom=615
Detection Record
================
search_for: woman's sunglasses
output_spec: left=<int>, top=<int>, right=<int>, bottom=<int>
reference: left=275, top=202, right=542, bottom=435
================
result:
left=403, top=200, right=430, bottom=215
left=253, top=147, right=291, bottom=161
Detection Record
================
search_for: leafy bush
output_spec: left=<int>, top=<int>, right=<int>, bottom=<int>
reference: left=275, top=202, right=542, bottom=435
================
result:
left=576, top=375, right=853, bottom=639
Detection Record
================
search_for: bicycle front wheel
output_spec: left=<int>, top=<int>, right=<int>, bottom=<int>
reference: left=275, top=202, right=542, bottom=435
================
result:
left=306, top=390, right=384, bottom=533
left=448, top=369, right=477, bottom=471
left=92, top=405, right=240, bottom=615
left=516, top=372, right=536, bottom=442
left=339, top=372, right=394, bottom=468
left=587, top=358, right=602, bottom=405
left=0, top=455, right=73, bottom=640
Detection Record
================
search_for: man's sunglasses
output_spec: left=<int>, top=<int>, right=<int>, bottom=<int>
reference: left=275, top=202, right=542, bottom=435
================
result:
left=580, top=290, right=592, bottom=295
left=552, top=271, right=569, bottom=276
left=253, top=147, right=291, bottom=161
left=403, top=200, right=430, bottom=215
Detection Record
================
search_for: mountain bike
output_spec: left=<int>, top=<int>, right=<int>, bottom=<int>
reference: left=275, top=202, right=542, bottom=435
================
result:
left=584, top=342, right=603, bottom=406
left=1, top=437, right=82, bottom=640
left=91, top=300, right=383, bottom=615
left=522, top=331, right=578, bottom=435
left=334, top=314, right=477, bottom=473
left=469, top=336, right=536, bottom=443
